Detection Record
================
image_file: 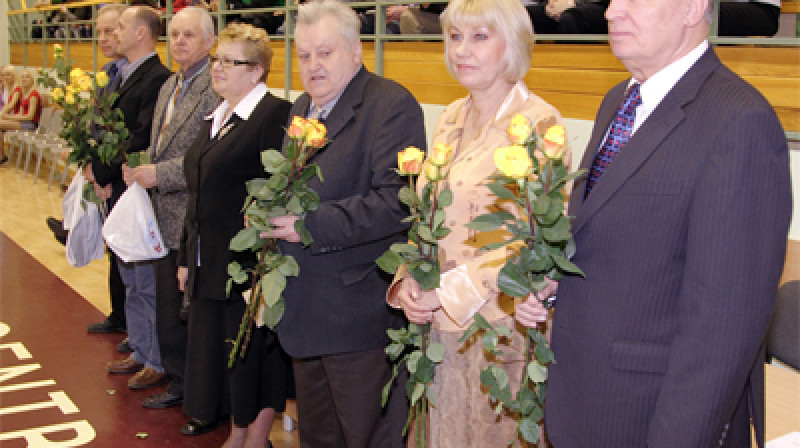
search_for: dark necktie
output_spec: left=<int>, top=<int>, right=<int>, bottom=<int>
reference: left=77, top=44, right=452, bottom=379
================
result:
left=584, top=82, right=642, bottom=199
left=106, top=63, right=122, bottom=94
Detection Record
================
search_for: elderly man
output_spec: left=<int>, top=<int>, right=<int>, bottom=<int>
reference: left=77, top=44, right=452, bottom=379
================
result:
left=87, top=5, right=171, bottom=391
left=268, top=2, right=425, bottom=446
left=122, top=6, right=219, bottom=410
left=536, top=0, right=792, bottom=446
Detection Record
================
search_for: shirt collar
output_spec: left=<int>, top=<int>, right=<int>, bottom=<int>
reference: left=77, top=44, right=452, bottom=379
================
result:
left=120, top=52, right=157, bottom=84
left=309, top=64, right=362, bottom=119
left=181, top=57, right=209, bottom=85
left=633, top=40, right=708, bottom=133
left=206, top=82, right=269, bottom=138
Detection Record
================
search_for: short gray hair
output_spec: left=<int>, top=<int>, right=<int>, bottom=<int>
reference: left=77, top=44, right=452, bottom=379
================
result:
left=170, top=6, right=215, bottom=40
left=441, top=0, right=535, bottom=83
left=295, top=0, right=360, bottom=46
left=97, top=3, right=126, bottom=20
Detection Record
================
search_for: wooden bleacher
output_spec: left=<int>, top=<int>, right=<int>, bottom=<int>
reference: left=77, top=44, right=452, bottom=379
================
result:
left=10, top=40, right=800, bottom=134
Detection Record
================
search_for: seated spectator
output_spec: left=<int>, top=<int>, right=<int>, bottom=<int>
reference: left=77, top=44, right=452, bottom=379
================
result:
left=719, top=0, right=781, bottom=36
left=526, top=0, right=610, bottom=34
left=0, top=68, right=41, bottom=165
left=0, top=66, right=16, bottom=111
left=398, top=3, right=445, bottom=34
left=223, top=0, right=286, bottom=35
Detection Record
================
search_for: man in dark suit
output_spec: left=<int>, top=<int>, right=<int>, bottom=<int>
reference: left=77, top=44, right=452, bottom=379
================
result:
left=85, top=5, right=172, bottom=391
left=537, top=0, right=792, bottom=446
left=122, top=6, right=219, bottom=410
left=268, top=2, right=425, bottom=447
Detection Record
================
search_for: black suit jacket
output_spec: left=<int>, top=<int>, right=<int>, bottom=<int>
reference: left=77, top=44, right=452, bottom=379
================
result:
left=92, top=54, right=171, bottom=207
left=179, top=92, right=291, bottom=300
left=275, top=67, right=426, bottom=358
left=545, top=48, right=791, bottom=447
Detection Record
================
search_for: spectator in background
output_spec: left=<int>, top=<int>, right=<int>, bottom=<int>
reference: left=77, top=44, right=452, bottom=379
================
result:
left=0, top=66, right=17, bottom=113
left=398, top=3, right=445, bottom=35
left=526, top=0, right=610, bottom=34
left=719, top=0, right=781, bottom=36
left=0, top=69, right=42, bottom=165
left=222, top=0, right=286, bottom=35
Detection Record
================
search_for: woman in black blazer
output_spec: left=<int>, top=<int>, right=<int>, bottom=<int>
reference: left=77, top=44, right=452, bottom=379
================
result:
left=177, top=23, right=293, bottom=447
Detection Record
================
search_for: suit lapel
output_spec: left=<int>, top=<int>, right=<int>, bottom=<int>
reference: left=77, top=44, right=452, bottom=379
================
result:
left=115, top=55, right=157, bottom=104
left=155, top=70, right=212, bottom=160
left=571, top=48, right=721, bottom=234
left=200, top=114, right=244, bottom=158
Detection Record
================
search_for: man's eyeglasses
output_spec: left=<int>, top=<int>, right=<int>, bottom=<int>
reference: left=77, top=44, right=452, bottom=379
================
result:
left=210, top=55, right=256, bottom=68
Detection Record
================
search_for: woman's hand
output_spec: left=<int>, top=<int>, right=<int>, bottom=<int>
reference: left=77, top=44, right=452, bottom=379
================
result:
left=515, top=295, right=549, bottom=327
left=177, top=266, right=189, bottom=292
left=393, top=276, right=441, bottom=324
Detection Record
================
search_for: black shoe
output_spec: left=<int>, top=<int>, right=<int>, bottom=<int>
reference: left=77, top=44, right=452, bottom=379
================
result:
left=180, top=418, right=223, bottom=436
left=0, top=156, right=8, bottom=165
left=87, top=317, right=126, bottom=334
left=117, top=337, right=131, bottom=354
left=46, top=217, right=68, bottom=246
left=143, top=391, right=183, bottom=409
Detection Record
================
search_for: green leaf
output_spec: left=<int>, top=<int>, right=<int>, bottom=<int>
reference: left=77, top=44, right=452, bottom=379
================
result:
left=532, top=196, right=551, bottom=216
left=295, top=219, right=313, bottom=247
left=497, top=263, right=531, bottom=298
left=382, top=364, right=400, bottom=407
left=527, top=361, right=548, bottom=383
left=262, top=299, right=285, bottom=329
left=286, top=195, right=304, bottom=215
left=437, top=188, right=453, bottom=207
left=406, top=350, right=422, bottom=374
left=227, top=261, right=248, bottom=284
left=518, top=416, right=541, bottom=444
left=410, top=263, right=440, bottom=290
left=261, top=149, right=287, bottom=173
left=229, top=227, right=261, bottom=251
left=552, top=253, right=585, bottom=277
left=385, top=342, right=405, bottom=360
left=277, top=256, right=300, bottom=277
left=465, top=211, right=515, bottom=232
left=432, top=209, right=446, bottom=230
left=261, top=270, right=287, bottom=307
left=410, top=382, right=425, bottom=406
left=487, top=181, right=518, bottom=200
left=541, top=217, right=571, bottom=243
left=426, top=342, right=445, bottom=363
left=376, top=250, right=405, bottom=274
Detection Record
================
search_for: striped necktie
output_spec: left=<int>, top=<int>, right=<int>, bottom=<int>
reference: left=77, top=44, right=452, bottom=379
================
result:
left=584, top=82, right=642, bottom=199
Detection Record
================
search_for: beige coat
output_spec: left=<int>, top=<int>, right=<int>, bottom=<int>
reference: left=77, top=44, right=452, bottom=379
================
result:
left=395, top=81, right=567, bottom=332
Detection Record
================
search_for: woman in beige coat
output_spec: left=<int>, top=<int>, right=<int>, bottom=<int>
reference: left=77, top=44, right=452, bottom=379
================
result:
left=388, top=0, right=567, bottom=445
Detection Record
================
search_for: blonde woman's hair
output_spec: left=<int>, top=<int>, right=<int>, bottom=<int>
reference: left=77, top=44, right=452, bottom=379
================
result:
left=217, top=22, right=273, bottom=83
left=441, top=0, right=535, bottom=83
left=1, top=65, right=17, bottom=88
left=296, top=0, right=360, bottom=47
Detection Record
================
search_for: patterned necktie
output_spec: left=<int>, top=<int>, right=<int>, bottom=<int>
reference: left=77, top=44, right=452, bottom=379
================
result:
left=584, top=82, right=642, bottom=199
left=157, top=74, right=183, bottom=150
left=106, top=63, right=121, bottom=94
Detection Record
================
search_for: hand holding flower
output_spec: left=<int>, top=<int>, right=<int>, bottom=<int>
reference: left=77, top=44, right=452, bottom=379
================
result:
left=393, top=276, right=442, bottom=324
left=266, top=215, right=301, bottom=243
left=514, top=294, right=549, bottom=327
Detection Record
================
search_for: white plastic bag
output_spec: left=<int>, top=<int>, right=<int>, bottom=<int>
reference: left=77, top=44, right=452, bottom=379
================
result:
left=62, top=171, right=86, bottom=231
left=66, top=199, right=105, bottom=267
left=102, top=182, right=168, bottom=262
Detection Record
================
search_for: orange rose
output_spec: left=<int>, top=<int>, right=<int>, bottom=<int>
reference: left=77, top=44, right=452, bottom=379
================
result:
left=542, top=125, right=567, bottom=160
left=305, top=119, right=327, bottom=148
left=287, top=116, right=308, bottom=139
left=397, top=146, right=424, bottom=175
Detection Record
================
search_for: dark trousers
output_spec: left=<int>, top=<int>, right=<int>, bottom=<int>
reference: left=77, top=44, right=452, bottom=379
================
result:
left=154, top=251, right=188, bottom=397
left=292, top=347, right=408, bottom=448
left=108, top=252, right=126, bottom=329
left=718, top=3, right=780, bottom=37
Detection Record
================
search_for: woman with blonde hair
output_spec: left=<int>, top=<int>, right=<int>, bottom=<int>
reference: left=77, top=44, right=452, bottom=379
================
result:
left=0, top=66, right=16, bottom=110
left=0, top=68, right=41, bottom=165
left=388, top=0, right=566, bottom=445
left=178, top=23, right=293, bottom=447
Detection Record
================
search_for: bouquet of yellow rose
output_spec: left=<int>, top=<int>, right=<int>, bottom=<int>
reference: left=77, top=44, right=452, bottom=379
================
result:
left=458, top=115, right=584, bottom=446
left=226, top=116, right=327, bottom=367
left=38, top=44, right=128, bottom=166
left=377, top=143, right=454, bottom=448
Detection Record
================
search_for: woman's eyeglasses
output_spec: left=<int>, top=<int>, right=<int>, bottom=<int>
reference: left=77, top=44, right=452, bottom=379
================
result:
left=210, top=55, right=255, bottom=68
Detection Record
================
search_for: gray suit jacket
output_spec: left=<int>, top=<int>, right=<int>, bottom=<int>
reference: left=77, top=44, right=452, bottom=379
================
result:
left=275, top=66, right=426, bottom=358
left=148, top=65, right=220, bottom=249
left=545, top=48, right=791, bottom=448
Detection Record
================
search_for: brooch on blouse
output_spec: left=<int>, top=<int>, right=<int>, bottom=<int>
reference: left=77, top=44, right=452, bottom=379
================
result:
left=217, top=122, right=235, bottom=140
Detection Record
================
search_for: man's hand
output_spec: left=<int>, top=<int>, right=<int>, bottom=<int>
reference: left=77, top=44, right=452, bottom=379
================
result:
left=122, top=163, right=157, bottom=188
left=265, top=215, right=302, bottom=243
left=515, top=295, right=549, bottom=327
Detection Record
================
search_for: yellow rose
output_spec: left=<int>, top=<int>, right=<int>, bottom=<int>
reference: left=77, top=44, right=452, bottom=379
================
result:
left=53, top=43, right=63, bottom=54
left=507, top=113, right=532, bottom=145
left=65, top=85, right=75, bottom=95
left=424, top=162, right=445, bottom=182
left=494, top=145, right=532, bottom=179
left=50, top=87, right=64, bottom=101
left=542, top=124, right=567, bottom=160
left=429, top=142, right=454, bottom=167
left=397, top=146, right=424, bottom=175
left=95, top=71, right=109, bottom=88
left=305, top=119, right=327, bottom=148
left=287, top=116, right=308, bottom=139
left=69, top=68, right=85, bottom=84
left=64, top=93, right=76, bottom=105
left=78, top=74, right=93, bottom=92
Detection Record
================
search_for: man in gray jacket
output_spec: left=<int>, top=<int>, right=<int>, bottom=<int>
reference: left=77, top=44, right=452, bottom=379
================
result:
left=122, top=6, right=219, bottom=409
